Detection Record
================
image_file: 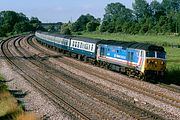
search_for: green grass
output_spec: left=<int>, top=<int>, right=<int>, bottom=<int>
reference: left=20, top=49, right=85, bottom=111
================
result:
left=80, top=32, right=180, bottom=46
left=0, top=75, right=38, bottom=120
left=80, top=32, right=180, bottom=84
left=165, top=47, right=180, bottom=84
left=0, top=76, right=8, bottom=92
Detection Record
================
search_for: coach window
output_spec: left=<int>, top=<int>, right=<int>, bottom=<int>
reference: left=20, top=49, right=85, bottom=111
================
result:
left=85, top=44, right=88, bottom=49
left=72, top=41, right=75, bottom=47
left=88, top=45, right=90, bottom=50
left=74, top=42, right=76, bottom=47
left=77, top=42, right=80, bottom=48
left=80, top=42, right=83, bottom=48
left=91, top=44, right=93, bottom=51
left=60, top=39, right=62, bottom=44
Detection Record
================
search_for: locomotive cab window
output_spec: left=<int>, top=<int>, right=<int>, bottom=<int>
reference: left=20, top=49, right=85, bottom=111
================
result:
left=157, top=52, right=166, bottom=59
left=146, top=51, right=155, bottom=57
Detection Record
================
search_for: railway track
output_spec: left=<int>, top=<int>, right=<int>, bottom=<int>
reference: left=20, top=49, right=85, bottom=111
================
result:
left=20, top=37, right=169, bottom=119
left=0, top=37, right=90, bottom=120
left=2, top=36, right=137, bottom=119
left=157, top=83, right=180, bottom=93
left=30, top=36, right=180, bottom=119
left=25, top=35, right=179, bottom=119
left=30, top=36, right=180, bottom=107
left=18, top=37, right=126, bottom=119
left=30, top=36, right=180, bottom=94
left=0, top=36, right=179, bottom=119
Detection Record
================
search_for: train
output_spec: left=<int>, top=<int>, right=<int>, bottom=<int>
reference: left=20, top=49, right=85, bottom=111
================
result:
left=35, top=31, right=166, bottom=80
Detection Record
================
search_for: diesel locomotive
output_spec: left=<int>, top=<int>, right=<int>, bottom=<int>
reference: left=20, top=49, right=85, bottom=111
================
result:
left=35, top=31, right=166, bottom=79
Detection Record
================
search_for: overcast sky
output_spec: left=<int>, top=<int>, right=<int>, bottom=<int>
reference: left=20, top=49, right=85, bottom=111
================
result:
left=0, top=0, right=162, bottom=23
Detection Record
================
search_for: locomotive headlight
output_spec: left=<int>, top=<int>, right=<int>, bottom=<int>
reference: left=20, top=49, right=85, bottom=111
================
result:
left=161, top=61, right=164, bottom=65
left=155, top=61, right=158, bottom=64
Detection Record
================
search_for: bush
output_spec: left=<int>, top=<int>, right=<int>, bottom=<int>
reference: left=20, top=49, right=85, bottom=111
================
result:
left=86, top=21, right=100, bottom=32
left=60, top=23, right=72, bottom=35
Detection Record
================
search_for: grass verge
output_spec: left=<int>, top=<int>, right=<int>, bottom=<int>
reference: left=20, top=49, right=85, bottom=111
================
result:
left=80, top=32, right=180, bottom=47
left=0, top=75, right=39, bottom=120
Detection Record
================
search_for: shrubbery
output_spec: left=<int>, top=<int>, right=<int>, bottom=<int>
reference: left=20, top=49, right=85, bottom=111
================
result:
left=0, top=11, right=44, bottom=37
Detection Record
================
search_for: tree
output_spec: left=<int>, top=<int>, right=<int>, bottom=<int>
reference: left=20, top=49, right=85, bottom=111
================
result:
left=57, top=22, right=63, bottom=32
left=100, top=21, right=109, bottom=32
left=133, top=0, right=151, bottom=20
left=48, top=25, right=55, bottom=32
left=0, top=11, right=27, bottom=36
left=71, top=14, right=98, bottom=32
left=150, top=0, right=165, bottom=22
left=0, top=11, right=43, bottom=37
left=13, top=21, right=31, bottom=34
left=86, top=21, right=100, bottom=32
left=60, top=23, right=72, bottom=35
left=101, top=2, right=134, bottom=32
left=29, top=17, right=42, bottom=32
left=0, top=11, right=19, bottom=33
left=162, top=0, right=180, bottom=13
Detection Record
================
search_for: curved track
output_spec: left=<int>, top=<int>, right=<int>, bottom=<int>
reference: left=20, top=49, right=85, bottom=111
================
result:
left=0, top=35, right=179, bottom=120
left=30, top=36, right=180, bottom=117
left=1, top=37, right=90, bottom=120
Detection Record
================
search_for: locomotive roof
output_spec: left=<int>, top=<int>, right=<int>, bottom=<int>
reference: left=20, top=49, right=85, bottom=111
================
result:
left=99, top=40, right=165, bottom=52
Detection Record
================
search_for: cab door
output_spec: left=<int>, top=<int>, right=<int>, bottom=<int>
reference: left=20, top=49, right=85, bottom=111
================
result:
left=100, top=47, right=105, bottom=56
left=127, top=52, right=134, bottom=66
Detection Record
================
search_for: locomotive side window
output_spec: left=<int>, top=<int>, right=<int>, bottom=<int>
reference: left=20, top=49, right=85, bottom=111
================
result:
left=146, top=51, right=155, bottom=57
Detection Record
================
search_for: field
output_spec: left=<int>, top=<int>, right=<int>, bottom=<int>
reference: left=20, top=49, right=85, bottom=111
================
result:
left=81, top=32, right=180, bottom=46
left=80, top=32, right=180, bottom=84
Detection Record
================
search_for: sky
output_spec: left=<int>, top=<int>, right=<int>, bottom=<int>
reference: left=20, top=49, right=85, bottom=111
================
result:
left=0, top=0, right=162, bottom=23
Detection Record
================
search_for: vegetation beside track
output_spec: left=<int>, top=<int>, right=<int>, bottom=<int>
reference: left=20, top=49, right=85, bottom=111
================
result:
left=0, top=75, right=38, bottom=120
left=80, top=32, right=180, bottom=47
left=80, top=32, right=180, bottom=85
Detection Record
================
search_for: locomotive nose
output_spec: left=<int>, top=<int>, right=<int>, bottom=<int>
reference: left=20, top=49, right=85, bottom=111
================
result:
left=145, top=59, right=166, bottom=71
